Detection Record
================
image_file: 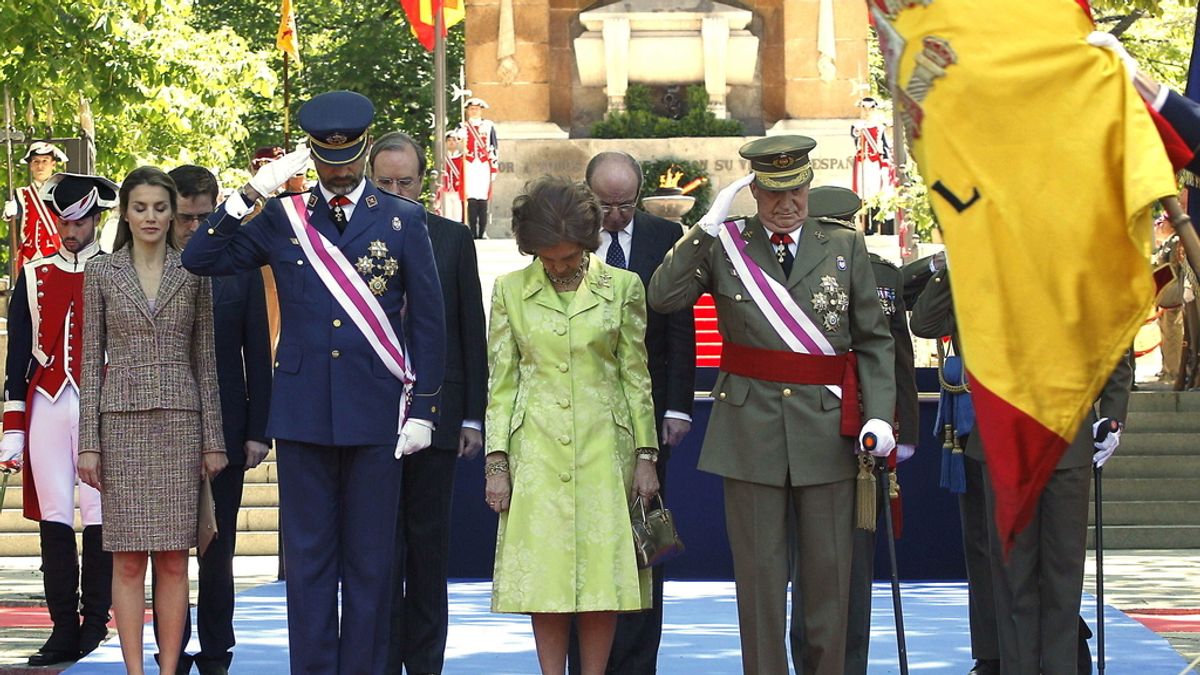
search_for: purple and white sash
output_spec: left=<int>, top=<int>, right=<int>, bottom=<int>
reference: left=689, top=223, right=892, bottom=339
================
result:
left=279, top=194, right=415, bottom=431
left=717, top=219, right=841, bottom=398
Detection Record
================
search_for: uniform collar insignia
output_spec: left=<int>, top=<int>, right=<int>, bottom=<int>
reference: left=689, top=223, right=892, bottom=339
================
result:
left=365, top=194, right=378, bottom=208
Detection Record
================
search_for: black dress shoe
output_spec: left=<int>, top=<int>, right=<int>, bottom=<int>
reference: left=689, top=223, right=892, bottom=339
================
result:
left=27, top=647, right=80, bottom=666
left=196, top=664, right=229, bottom=675
left=968, top=659, right=1001, bottom=675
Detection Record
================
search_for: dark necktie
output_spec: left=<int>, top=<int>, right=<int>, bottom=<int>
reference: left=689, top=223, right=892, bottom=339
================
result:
left=770, top=232, right=795, bottom=277
left=330, top=195, right=351, bottom=233
left=606, top=229, right=627, bottom=269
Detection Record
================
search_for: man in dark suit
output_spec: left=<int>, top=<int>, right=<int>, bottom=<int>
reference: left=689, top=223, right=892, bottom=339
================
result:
left=154, top=165, right=273, bottom=675
left=369, top=131, right=488, bottom=675
left=183, top=91, right=446, bottom=675
left=577, top=151, right=696, bottom=673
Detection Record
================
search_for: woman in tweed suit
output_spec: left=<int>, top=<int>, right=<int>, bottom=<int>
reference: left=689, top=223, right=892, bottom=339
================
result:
left=77, top=167, right=226, bottom=675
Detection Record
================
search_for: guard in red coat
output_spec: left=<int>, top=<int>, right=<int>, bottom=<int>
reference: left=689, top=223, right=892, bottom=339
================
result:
left=1, top=173, right=117, bottom=666
left=3, top=141, right=69, bottom=269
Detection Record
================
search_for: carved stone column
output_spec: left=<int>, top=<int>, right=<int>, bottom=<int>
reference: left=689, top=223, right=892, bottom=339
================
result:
left=602, top=18, right=631, bottom=114
left=701, top=16, right=730, bottom=119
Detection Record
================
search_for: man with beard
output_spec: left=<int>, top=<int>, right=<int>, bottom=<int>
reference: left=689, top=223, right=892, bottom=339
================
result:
left=1, top=173, right=116, bottom=666
left=648, top=136, right=895, bottom=675
left=182, top=91, right=446, bottom=675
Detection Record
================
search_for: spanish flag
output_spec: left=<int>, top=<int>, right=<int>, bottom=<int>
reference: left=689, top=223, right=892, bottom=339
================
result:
left=870, top=0, right=1176, bottom=552
left=277, top=0, right=300, bottom=64
left=400, top=0, right=466, bottom=52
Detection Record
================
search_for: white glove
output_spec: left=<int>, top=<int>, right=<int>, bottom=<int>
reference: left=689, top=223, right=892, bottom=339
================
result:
left=896, top=443, right=916, bottom=463
left=1087, top=31, right=1139, bottom=81
left=858, top=418, right=896, bottom=458
left=1092, top=417, right=1122, bottom=468
left=698, top=173, right=755, bottom=236
left=248, top=148, right=311, bottom=199
left=395, top=418, right=434, bottom=458
left=0, top=431, right=24, bottom=467
left=3, top=200, right=16, bottom=220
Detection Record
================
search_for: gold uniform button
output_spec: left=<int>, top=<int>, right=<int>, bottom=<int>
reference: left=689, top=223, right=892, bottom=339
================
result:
left=297, top=260, right=305, bottom=266
left=431, top=406, right=438, bottom=413
left=274, top=361, right=280, bottom=368
left=207, top=228, right=216, bottom=235
left=559, top=472, right=572, bottom=482
left=692, top=239, right=701, bottom=246
left=333, top=319, right=342, bottom=327
left=734, top=293, right=743, bottom=301
left=331, top=350, right=341, bottom=358
left=782, top=388, right=793, bottom=397
left=718, top=392, right=727, bottom=400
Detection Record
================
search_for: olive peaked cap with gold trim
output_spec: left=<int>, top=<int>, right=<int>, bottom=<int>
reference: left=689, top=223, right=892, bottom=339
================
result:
left=738, top=135, right=817, bottom=192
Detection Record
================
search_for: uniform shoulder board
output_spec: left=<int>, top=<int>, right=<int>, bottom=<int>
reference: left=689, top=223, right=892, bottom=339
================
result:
left=868, top=252, right=898, bottom=268
left=816, top=216, right=856, bottom=230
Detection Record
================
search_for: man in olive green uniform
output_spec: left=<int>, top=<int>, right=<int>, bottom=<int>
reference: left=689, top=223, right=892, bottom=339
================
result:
left=648, top=137, right=896, bottom=675
left=910, top=266, right=1001, bottom=675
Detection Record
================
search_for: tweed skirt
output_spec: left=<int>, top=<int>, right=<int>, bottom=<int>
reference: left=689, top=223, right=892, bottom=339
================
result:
left=99, top=409, right=201, bottom=552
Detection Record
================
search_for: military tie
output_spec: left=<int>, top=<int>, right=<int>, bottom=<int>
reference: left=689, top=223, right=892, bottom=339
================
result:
left=330, top=195, right=350, bottom=233
left=605, top=229, right=627, bottom=269
left=771, top=232, right=794, bottom=277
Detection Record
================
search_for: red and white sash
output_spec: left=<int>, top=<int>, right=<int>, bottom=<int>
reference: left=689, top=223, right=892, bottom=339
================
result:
left=279, top=194, right=415, bottom=431
left=717, top=219, right=842, bottom=398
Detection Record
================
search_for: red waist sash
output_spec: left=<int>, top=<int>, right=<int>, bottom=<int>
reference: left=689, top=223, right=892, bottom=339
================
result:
left=719, top=341, right=861, bottom=437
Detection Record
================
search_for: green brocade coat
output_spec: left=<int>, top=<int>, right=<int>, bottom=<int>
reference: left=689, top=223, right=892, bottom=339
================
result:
left=486, top=256, right=655, bottom=613
left=648, top=217, right=896, bottom=487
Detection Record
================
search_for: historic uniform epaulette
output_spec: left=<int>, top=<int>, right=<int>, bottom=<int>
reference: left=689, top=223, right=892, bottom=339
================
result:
left=868, top=251, right=899, bottom=268
left=817, top=216, right=857, bottom=230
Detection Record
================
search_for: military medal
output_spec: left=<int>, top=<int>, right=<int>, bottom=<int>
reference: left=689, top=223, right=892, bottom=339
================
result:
left=392, top=216, right=403, bottom=231
left=357, top=241, right=399, bottom=296
left=812, top=275, right=849, bottom=332
left=836, top=255, right=847, bottom=270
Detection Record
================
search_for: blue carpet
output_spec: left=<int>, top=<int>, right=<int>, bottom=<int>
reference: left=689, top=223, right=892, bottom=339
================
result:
left=67, top=581, right=1193, bottom=674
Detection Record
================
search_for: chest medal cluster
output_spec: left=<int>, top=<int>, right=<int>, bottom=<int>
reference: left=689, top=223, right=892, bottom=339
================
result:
left=355, top=240, right=400, bottom=296
left=812, top=275, right=849, bottom=332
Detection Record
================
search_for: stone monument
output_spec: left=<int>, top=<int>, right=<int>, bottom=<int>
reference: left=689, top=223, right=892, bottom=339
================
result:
left=463, top=0, right=872, bottom=234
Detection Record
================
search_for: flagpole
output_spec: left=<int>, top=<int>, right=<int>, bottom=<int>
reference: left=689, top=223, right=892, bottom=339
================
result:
left=283, top=52, right=291, bottom=149
left=434, top=0, right=446, bottom=191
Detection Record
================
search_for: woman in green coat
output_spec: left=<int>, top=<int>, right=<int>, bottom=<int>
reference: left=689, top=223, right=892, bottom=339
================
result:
left=484, top=177, right=660, bottom=675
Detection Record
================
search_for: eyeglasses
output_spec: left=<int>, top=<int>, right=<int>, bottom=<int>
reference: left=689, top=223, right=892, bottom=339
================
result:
left=375, top=177, right=418, bottom=191
left=600, top=202, right=637, bottom=216
left=177, top=212, right=213, bottom=224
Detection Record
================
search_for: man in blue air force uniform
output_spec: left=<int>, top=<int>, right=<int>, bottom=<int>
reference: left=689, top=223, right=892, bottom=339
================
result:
left=182, top=90, right=446, bottom=675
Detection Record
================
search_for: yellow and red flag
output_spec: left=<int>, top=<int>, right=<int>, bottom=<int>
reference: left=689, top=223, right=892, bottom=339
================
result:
left=277, top=0, right=300, bottom=64
left=400, top=0, right=466, bottom=52
left=869, top=0, right=1176, bottom=552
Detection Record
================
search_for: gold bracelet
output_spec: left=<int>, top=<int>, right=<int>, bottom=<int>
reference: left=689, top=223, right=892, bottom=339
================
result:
left=637, top=449, right=659, bottom=463
left=485, top=459, right=510, bottom=477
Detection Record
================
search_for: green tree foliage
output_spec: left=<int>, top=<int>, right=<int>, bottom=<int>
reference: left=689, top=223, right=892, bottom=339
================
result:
left=0, top=0, right=277, bottom=183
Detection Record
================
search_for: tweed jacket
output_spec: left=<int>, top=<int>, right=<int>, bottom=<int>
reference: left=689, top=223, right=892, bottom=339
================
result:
left=648, top=216, right=895, bottom=487
left=79, top=247, right=224, bottom=456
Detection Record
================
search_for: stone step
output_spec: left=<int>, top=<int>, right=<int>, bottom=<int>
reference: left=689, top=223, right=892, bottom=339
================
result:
left=1126, top=391, right=1200, bottom=412
left=1095, top=454, right=1200, bottom=479
left=243, top=460, right=278, bottom=484
left=1094, top=478, right=1199, bottom=501
left=0, top=506, right=280, bottom=533
left=1087, top=524, right=1200, bottom=549
left=1111, top=433, right=1200, bottom=455
left=0, top=481, right=279, bottom=510
left=1088, top=501, right=1200, bottom=527
left=0, top=528, right=280, bottom=557
left=1125, top=411, right=1200, bottom=432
